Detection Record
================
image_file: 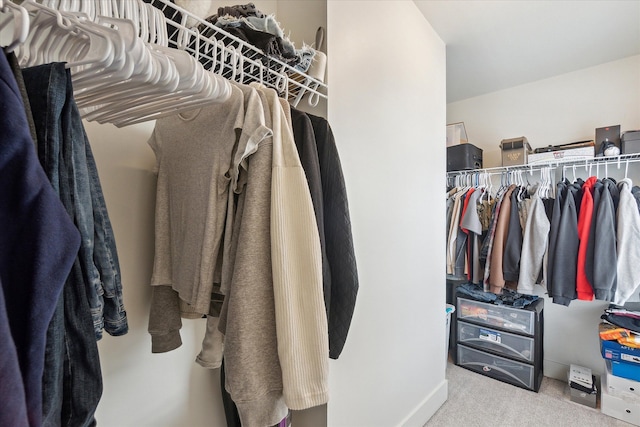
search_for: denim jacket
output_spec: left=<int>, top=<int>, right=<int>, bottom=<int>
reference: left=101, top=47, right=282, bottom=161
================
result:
left=23, top=63, right=127, bottom=340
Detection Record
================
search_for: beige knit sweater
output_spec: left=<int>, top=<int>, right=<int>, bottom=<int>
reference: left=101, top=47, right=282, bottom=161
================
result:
left=254, top=85, right=329, bottom=410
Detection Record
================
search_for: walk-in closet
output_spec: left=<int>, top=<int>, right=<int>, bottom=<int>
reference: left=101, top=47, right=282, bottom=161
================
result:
left=3, top=1, right=638, bottom=426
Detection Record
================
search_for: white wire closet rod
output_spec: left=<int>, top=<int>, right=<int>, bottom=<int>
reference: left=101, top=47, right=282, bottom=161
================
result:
left=446, top=153, right=640, bottom=177
left=150, top=0, right=327, bottom=108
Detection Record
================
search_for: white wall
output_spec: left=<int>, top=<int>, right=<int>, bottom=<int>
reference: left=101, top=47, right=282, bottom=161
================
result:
left=448, top=55, right=640, bottom=168
left=447, top=55, right=640, bottom=380
left=327, top=2, right=448, bottom=426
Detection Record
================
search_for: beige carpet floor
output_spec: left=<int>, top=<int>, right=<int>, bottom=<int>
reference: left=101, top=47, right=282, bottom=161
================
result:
left=425, top=362, right=633, bottom=426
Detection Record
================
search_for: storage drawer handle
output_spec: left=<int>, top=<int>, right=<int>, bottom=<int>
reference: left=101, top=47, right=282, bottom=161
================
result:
left=464, top=361, right=530, bottom=388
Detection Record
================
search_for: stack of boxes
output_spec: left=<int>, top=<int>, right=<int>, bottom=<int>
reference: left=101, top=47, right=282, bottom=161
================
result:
left=599, top=322, right=640, bottom=425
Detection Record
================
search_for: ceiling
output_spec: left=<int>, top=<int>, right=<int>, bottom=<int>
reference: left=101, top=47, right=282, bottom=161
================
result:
left=414, top=1, right=640, bottom=103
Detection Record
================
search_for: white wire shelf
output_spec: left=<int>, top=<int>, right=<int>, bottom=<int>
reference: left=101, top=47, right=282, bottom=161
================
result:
left=446, top=153, right=640, bottom=176
left=6, top=0, right=327, bottom=126
left=148, top=0, right=327, bottom=108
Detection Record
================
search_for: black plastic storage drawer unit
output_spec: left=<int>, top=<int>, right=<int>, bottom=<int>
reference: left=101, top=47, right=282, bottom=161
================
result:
left=454, top=296, right=544, bottom=392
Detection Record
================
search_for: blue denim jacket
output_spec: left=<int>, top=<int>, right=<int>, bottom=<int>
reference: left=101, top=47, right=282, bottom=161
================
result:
left=23, top=63, right=127, bottom=340
left=20, top=62, right=104, bottom=427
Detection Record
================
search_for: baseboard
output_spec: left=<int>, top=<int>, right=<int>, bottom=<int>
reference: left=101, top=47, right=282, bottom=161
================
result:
left=395, top=378, right=449, bottom=427
left=544, top=358, right=569, bottom=381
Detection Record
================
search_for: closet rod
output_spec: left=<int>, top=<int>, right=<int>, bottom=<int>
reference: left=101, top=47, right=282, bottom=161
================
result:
left=446, top=153, right=640, bottom=177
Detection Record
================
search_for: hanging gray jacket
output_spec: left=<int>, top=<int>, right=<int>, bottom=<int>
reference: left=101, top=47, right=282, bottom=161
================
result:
left=614, top=179, right=640, bottom=304
left=593, top=179, right=618, bottom=301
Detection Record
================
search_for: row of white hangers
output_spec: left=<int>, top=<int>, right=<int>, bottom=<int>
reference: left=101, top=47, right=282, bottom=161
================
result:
left=1, top=0, right=327, bottom=127
left=449, top=165, right=557, bottom=201
left=0, top=0, right=236, bottom=127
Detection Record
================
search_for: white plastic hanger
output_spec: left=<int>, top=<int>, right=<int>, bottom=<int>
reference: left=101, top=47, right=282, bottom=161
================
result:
left=7, top=0, right=236, bottom=125
left=20, top=0, right=115, bottom=70
left=0, top=0, right=29, bottom=53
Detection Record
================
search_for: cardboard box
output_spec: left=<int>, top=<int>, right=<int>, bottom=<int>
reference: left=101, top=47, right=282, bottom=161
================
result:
left=602, top=375, right=640, bottom=426
left=527, top=146, right=594, bottom=164
left=447, top=122, right=468, bottom=147
left=500, top=137, right=531, bottom=166
left=605, top=361, right=640, bottom=402
left=611, top=360, right=640, bottom=382
left=621, top=131, right=640, bottom=155
left=601, top=337, right=640, bottom=366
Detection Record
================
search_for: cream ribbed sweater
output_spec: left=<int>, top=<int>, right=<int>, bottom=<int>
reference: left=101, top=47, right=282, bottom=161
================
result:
left=254, top=85, right=329, bottom=410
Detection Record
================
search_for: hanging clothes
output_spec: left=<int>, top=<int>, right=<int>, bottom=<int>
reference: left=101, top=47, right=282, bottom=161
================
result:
left=221, top=83, right=290, bottom=427
left=585, top=179, right=604, bottom=290
left=23, top=63, right=128, bottom=341
left=615, top=178, right=640, bottom=304
left=518, top=190, right=550, bottom=295
left=449, top=164, right=640, bottom=306
left=145, top=79, right=353, bottom=425
left=0, top=51, right=80, bottom=427
left=549, top=180, right=580, bottom=305
left=460, top=188, right=483, bottom=285
left=503, top=186, right=524, bottom=287
left=302, top=111, right=359, bottom=359
left=593, top=178, right=618, bottom=301
left=289, top=108, right=330, bottom=316
left=487, top=184, right=517, bottom=294
left=255, top=84, right=328, bottom=411
left=576, top=176, right=597, bottom=301
left=22, top=60, right=130, bottom=426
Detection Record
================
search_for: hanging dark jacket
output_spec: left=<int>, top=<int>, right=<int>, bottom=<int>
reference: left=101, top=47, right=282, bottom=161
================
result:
left=307, top=113, right=359, bottom=359
left=546, top=180, right=567, bottom=295
left=0, top=51, right=80, bottom=427
left=550, top=183, right=580, bottom=305
left=290, top=108, right=331, bottom=322
left=503, top=186, right=523, bottom=285
left=631, top=185, right=640, bottom=212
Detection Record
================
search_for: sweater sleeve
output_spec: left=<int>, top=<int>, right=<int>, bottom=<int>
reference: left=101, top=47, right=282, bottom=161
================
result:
left=147, top=285, right=182, bottom=353
left=265, top=89, right=329, bottom=410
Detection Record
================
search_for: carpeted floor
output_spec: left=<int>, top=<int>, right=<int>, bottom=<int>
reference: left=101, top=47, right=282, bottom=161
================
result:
left=425, top=362, right=632, bottom=426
